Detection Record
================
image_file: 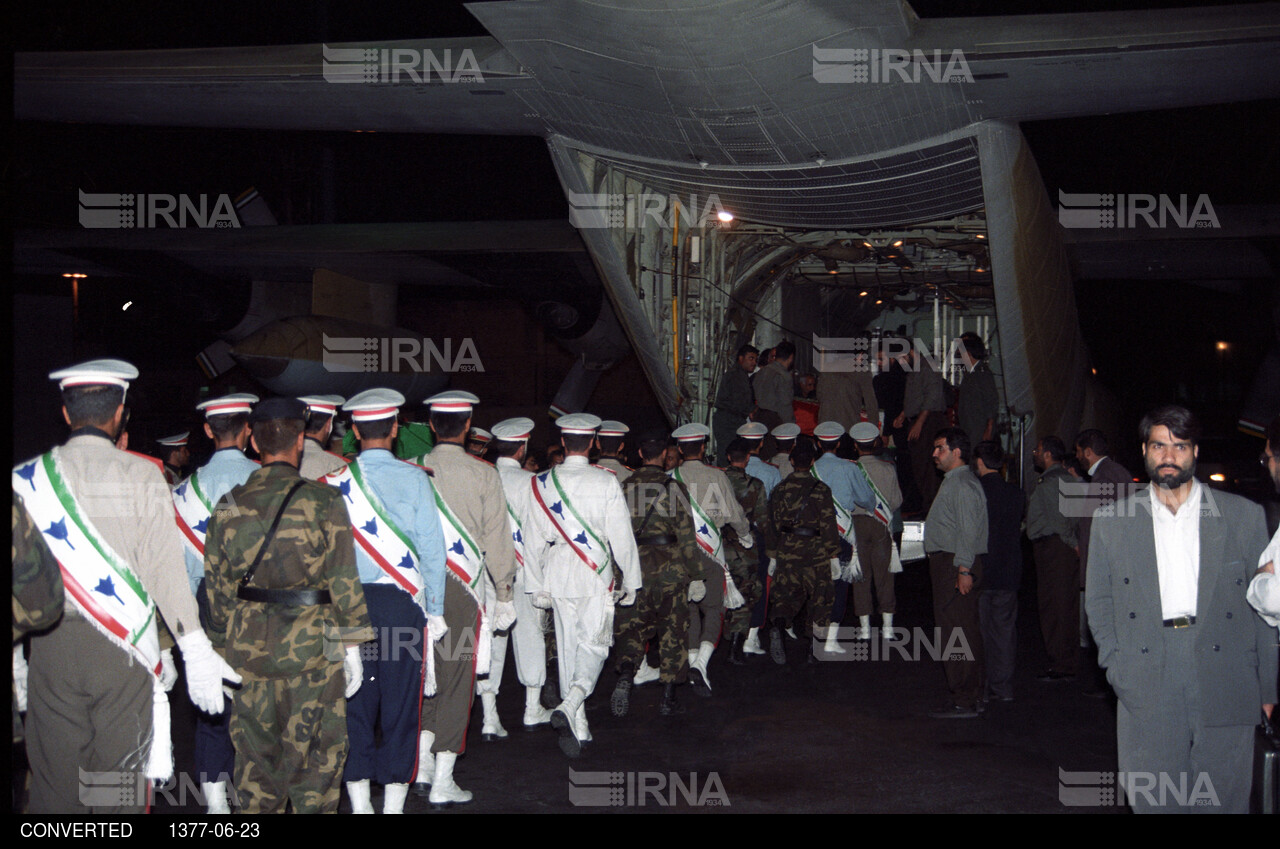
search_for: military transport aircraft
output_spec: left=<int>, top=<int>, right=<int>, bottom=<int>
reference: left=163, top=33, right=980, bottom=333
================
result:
left=15, top=0, right=1280, bottom=459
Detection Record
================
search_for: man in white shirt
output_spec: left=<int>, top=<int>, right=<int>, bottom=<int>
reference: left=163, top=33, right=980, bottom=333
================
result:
left=1086, top=405, right=1274, bottom=813
left=1249, top=415, right=1280, bottom=635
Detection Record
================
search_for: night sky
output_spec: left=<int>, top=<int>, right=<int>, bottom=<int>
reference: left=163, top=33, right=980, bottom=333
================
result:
left=11, top=0, right=1280, bottom=481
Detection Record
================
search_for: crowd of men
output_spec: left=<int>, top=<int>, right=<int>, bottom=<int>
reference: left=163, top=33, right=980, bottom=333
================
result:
left=11, top=352, right=1280, bottom=814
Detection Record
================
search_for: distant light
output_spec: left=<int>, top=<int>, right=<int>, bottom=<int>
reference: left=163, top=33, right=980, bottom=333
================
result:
left=976, top=234, right=986, bottom=239
left=892, top=239, right=903, bottom=248
left=859, top=290, right=869, bottom=297
left=974, top=267, right=985, bottom=273
left=1091, top=367, right=1097, bottom=375
left=121, top=301, right=132, bottom=311
left=717, top=210, right=734, bottom=223
left=875, top=299, right=883, bottom=305
left=698, top=159, right=709, bottom=169
left=1216, top=341, right=1229, bottom=351
left=62, top=272, right=88, bottom=279
left=1209, top=473, right=1226, bottom=482
left=862, top=241, right=873, bottom=249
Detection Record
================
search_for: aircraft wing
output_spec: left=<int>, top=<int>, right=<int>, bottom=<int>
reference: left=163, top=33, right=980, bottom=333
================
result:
left=14, top=37, right=544, bottom=134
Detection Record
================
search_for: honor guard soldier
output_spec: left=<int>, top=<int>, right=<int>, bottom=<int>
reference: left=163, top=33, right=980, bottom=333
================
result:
left=173, top=391, right=259, bottom=813
left=204, top=397, right=375, bottom=813
left=328, top=390, right=447, bottom=814
left=764, top=438, right=842, bottom=665
left=595, top=420, right=633, bottom=481
left=736, top=422, right=781, bottom=497
left=16, top=359, right=238, bottom=814
left=611, top=428, right=703, bottom=717
left=157, top=431, right=191, bottom=486
left=524, top=413, right=642, bottom=757
left=409, top=391, right=518, bottom=804
left=466, top=426, right=493, bottom=458
left=721, top=438, right=769, bottom=664
left=849, top=421, right=903, bottom=641
left=669, top=422, right=752, bottom=694
left=813, top=421, right=877, bottom=653
left=769, top=423, right=800, bottom=480
left=481, top=417, right=555, bottom=736
left=298, top=395, right=349, bottom=480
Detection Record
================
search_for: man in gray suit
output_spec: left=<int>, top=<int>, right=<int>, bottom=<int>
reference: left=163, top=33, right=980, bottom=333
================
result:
left=1085, top=405, right=1275, bottom=813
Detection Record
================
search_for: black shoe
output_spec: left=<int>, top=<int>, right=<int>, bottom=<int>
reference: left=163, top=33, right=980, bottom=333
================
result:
left=689, top=666, right=712, bottom=697
left=659, top=682, right=685, bottom=715
left=411, top=781, right=432, bottom=797
left=769, top=622, right=787, bottom=665
left=728, top=633, right=746, bottom=666
left=541, top=679, right=559, bottom=710
left=611, top=664, right=633, bottom=717
left=551, top=708, right=582, bottom=759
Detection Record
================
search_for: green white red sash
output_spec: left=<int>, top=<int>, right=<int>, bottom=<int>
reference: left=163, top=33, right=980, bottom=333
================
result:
left=172, top=471, right=214, bottom=558
left=430, top=487, right=491, bottom=674
left=13, top=452, right=161, bottom=677
left=810, top=466, right=856, bottom=543
left=506, top=502, right=526, bottom=570
left=855, top=460, right=894, bottom=528
left=671, top=466, right=729, bottom=573
left=321, top=462, right=423, bottom=597
left=531, top=467, right=613, bottom=587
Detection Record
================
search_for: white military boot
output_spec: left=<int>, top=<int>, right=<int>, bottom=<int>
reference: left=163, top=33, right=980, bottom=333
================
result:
left=632, top=657, right=661, bottom=686
left=881, top=612, right=895, bottom=640
left=523, top=685, right=552, bottom=728
left=382, top=783, right=409, bottom=815
left=346, top=779, right=374, bottom=814
left=689, top=640, right=715, bottom=694
left=822, top=624, right=846, bottom=655
left=428, top=752, right=473, bottom=807
left=855, top=615, right=872, bottom=640
left=574, top=700, right=592, bottom=744
left=202, top=780, right=231, bottom=815
left=742, top=627, right=766, bottom=655
left=480, top=692, right=508, bottom=741
left=551, top=685, right=588, bottom=758
left=411, top=730, right=435, bottom=793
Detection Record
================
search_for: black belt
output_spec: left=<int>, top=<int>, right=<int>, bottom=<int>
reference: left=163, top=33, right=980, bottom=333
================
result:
left=780, top=526, right=818, bottom=538
left=636, top=534, right=677, bottom=547
left=1162, top=615, right=1196, bottom=628
left=237, top=586, right=332, bottom=606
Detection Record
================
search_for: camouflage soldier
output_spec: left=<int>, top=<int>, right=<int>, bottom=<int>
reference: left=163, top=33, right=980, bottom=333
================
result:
left=722, top=439, right=768, bottom=664
left=12, top=494, right=64, bottom=642
left=611, top=430, right=702, bottom=717
left=764, top=438, right=842, bottom=665
left=204, top=397, right=375, bottom=814
left=594, top=420, right=633, bottom=482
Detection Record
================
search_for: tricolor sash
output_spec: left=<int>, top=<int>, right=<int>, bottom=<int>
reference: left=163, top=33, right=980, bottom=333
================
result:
left=810, top=466, right=857, bottom=544
left=530, top=467, right=612, bottom=586
left=322, top=462, right=423, bottom=598
left=430, top=488, right=490, bottom=674
left=670, top=466, right=730, bottom=575
left=13, top=451, right=172, bottom=780
left=506, top=502, right=526, bottom=570
left=855, top=461, right=894, bottom=528
left=173, top=472, right=214, bottom=559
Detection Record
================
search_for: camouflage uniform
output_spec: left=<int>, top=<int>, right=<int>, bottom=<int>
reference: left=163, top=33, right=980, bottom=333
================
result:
left=204, top=463, right=374, bottom=814
left=764, top=471, right=841, bottom=629
left=615, top=466, right=702, bottom=683
left=12, top=495, right=64, bottom=641
left=722, top=466, right=766, bottom=637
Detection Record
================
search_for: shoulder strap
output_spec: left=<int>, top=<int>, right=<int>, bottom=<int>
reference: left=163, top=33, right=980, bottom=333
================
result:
left=240, top=480, right=306, bottom=589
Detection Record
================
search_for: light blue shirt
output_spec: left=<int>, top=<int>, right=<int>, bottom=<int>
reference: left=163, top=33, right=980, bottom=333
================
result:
left=813, top=451, right=876, bottom=513
left=181, top=448, right=259, bottom=595
left=350, top=449, right=447, bottom=616
left=746, top=454, right=782, bottom=498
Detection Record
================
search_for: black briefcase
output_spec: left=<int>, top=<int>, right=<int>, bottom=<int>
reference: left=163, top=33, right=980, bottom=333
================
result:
left=1254, top=711, right=1279, bottom=814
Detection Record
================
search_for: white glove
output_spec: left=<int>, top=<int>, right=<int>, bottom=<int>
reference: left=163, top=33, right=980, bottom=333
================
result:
left=724, top=574, right=745, bottom=610
left=427, top=614, right=449, bottom=643
left=492, top=600, right=517, bottom=631
left=531, top=591, right=554, bottom=610
left=687, top=580, right=707, bottom=603
left=615, top=588, right=637, bottom=607
left=159, top=649, right=179, bottom=692
left=178, top=631, right=242, bottom=715
left=343, top=645, right=363, bottom=699
left=830, top=558, right=842, bottom=581
left=739, top=531, right=754, bottom=549
left=768, top=558, right=778, bottom=577
left=14, top=646, right=28, bottom=713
